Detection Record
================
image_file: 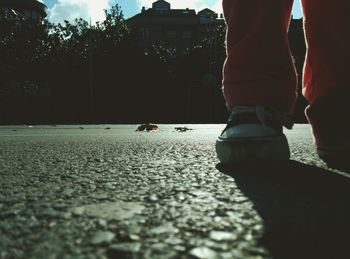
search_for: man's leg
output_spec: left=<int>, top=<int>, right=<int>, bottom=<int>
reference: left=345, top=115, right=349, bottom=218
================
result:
left=222, top=0, right=297, bottom=113
left=217, top=0, right=296, bottom=164
left=301, top=0, right=350, bottom=159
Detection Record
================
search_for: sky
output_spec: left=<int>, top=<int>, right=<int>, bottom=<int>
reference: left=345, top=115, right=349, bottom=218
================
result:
left=40, top=0, right=303, bottom=24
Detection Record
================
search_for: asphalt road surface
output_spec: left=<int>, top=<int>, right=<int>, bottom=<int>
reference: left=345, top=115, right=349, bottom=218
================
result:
left=0, top=124, right=349, bottom=259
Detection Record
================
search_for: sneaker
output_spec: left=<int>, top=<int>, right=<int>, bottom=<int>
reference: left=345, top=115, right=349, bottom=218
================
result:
left=216, top=105, right=294, bottom=164
left=305, top=104, right=350, bottom=170
left=317, top=148, right=348, bottom=161
left=317, top=145, right=350, bottom=171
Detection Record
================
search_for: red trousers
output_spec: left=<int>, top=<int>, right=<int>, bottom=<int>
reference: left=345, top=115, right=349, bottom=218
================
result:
left=222, top=0, right=350, bottom=147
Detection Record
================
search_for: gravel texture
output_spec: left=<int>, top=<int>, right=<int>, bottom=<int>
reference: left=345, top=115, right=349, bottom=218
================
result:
left=0, top=124, right=349, bottom=259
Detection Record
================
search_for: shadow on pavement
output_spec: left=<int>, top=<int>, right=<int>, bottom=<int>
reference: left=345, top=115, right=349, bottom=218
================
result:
left=321, top=159, right=350, bottom=173
left=217, top=161, right=350, bottom=259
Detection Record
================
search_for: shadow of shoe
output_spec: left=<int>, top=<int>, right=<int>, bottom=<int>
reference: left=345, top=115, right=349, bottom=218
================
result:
left=216, top=160, right=350, bottom=259
left=320, top=158, right=350, bottom=173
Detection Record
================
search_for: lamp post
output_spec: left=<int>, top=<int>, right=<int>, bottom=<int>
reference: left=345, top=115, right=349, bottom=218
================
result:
left=88, top=17, right=94, bottom=122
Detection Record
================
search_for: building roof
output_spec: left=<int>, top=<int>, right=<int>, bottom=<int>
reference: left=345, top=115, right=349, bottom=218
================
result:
left=153, top=0, right=170, bottom=6
left=0, top=0, right=47, bottom=17
left=127, top=1, right=222, bottom=27
left=127, top=7, right=199, bottom=26
left=198, top=8, right=216, bottom=15
left=129, top=8, right=197, bottom=20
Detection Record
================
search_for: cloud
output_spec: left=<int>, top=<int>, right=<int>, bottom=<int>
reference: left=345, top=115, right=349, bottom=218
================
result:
left=49, top=0, right=110, bottom=24
left=138, top=0, right=223, bottom=14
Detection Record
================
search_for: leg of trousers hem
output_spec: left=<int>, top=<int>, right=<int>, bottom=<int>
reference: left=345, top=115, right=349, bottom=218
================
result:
left=302, top=0, right=350, bottom=147
left=222, top=0, right=297, bottom=113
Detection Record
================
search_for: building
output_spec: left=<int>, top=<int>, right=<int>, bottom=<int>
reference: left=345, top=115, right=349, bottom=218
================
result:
left=198, top=8, right=221, bottom=24
left=127, top=0, right=224, bottom=51
left=0, top=0, right=47, bottom=88
left=0, top=0, right=47, bottom=20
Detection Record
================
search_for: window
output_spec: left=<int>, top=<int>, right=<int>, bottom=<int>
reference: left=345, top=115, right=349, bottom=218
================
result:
left=141, top=28, right=150, bottom=40
left=182, top=31, right=192, bottom=39
left=31, top=11, right=38, bottom=19
left=24, top=10, right=31, bottom=19
left=167, top=30, right=176, bottom=38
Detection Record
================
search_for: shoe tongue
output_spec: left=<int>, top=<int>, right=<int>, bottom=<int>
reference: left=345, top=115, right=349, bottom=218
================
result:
left=229, top=106, right=257, bottom=120
left=269, top=108, right=294, bottom=129
left=230, top=106, right=294, bottom=130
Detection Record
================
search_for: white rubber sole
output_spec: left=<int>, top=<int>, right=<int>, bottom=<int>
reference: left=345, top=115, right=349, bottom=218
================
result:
left=216, top=134, right=290, bottom=165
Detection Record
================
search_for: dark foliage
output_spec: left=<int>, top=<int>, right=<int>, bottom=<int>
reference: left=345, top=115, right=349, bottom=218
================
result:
left=0, top=6, right=306, bottom=124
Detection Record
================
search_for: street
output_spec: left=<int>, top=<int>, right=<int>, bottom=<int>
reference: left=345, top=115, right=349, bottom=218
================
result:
left=0, top=124, right=349, bottom=259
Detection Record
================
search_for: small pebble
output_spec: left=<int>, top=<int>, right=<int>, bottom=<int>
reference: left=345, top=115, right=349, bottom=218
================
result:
left=90, top=231, right=115, bottom=245
left=209, top=231, right=237, bottom=241
left=189, top=247, right=217, bottom=259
